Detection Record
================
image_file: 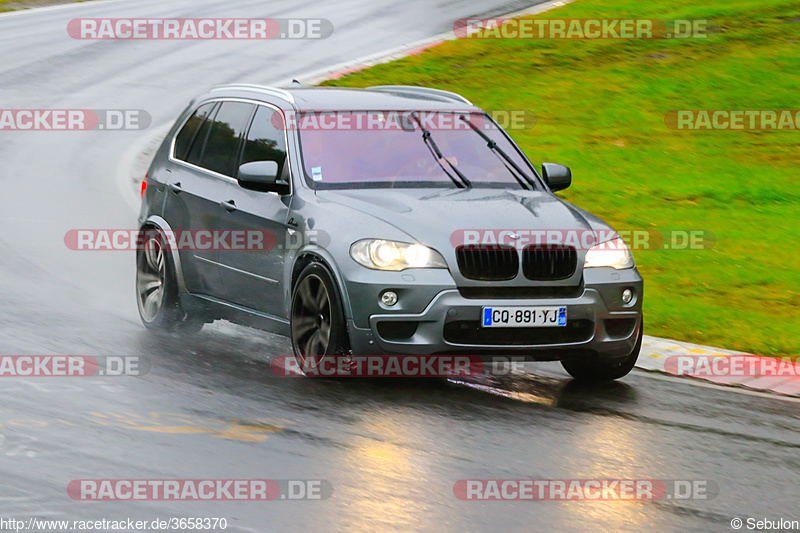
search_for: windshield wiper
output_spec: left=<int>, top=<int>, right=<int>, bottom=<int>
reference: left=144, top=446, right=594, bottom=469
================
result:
left=459, top=115, right=538, bottom=190
left=409, top=113, right=471, bottom=189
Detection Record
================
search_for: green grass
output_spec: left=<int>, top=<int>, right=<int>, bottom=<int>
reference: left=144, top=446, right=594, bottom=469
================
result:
left=322, top=0, right=800, bottom=355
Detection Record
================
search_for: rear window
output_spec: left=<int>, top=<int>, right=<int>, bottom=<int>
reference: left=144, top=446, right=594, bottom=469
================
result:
left=173, top=102, right=215, bottom=161
left=184, top=104, right=217, bottom=167
left=198, top=102, right=255, bottom=177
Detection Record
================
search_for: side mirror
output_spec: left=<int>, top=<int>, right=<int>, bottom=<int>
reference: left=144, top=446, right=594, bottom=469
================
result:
left=542, top=163, right=571, bottom=192
left=237, top=161, right=288, bottom=194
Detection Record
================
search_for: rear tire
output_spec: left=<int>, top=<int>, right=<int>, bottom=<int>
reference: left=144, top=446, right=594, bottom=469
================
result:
left=290, top=262, right=349, bottom=374
left=561, top=324, right=642, bottom=382
left=136, top=228, right=202, bottom=332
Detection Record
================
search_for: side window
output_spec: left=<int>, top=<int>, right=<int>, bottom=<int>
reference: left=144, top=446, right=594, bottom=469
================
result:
left=185, top=103, right=218, bottom=167
left=241, top=105, right=288, bottom=179
left=197, top=101, right=255, bottom=177
left=173, top=102, right=215, bottom=161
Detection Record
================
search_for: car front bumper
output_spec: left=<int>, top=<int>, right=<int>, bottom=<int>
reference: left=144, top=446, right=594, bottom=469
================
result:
left=344, top=268, right=643, bottom=362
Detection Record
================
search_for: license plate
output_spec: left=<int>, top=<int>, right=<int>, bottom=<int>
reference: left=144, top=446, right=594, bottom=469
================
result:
left=481, top=306, right=567, bottom=328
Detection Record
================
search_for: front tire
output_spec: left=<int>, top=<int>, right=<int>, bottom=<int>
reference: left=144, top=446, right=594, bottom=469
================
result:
left=561, top=324, right=643, bottom=382
left=136, top=228, right=201, bottom=332
left=290, top=262, right=349, bottom=373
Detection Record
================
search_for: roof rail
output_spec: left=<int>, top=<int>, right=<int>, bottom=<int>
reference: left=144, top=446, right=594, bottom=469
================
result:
left=210, top=84, right=295, bottom=104
left=368, top=85, right=473, bottom=106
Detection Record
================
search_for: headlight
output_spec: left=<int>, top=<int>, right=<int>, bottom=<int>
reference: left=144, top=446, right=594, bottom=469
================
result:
left=350, top=239, right=447, bottom=271
left=584, top=238, right=635, bottom=269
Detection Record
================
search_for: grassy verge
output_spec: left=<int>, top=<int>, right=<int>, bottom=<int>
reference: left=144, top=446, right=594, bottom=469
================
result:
left=322, top=0, right=800, bottom=355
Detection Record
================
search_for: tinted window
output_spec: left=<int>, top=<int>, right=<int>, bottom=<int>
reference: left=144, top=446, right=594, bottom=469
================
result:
left=174, top=102, right=215, bottom=161
left=185, top=103, right=218, bottom=167
left=241, top=106, right=288, bottom=178
left=198, top=102, right=255, bottom=177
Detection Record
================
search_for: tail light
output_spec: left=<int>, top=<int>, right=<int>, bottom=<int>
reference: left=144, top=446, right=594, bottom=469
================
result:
left=141, top=173, right=147, bottom=199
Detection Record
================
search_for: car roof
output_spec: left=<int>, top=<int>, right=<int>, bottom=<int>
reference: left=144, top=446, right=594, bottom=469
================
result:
left=203, top=84, right=480, bottom=112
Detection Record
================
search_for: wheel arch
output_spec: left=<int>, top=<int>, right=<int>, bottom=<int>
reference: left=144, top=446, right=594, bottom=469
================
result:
left=140, top=215, right=187, bottom=293
left=290, top=247, right=353, bottom=321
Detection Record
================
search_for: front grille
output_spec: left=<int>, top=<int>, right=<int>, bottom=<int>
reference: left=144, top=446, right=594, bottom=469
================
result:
left=443, top=319, right=594, bottom=346
left=457, top=285, right=584, bottom=300
left=456, top=245, right=519, bottom=281
left=522, top=245, right=578, bottom=280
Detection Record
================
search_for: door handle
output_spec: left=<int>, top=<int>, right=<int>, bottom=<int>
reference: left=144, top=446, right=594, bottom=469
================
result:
left=168, top=182, right=182, bottom=193
left=220, top=200, right=237, bottom=212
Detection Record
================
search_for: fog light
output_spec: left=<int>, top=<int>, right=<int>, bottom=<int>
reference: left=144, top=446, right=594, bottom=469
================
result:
left=381, top=291, right=398, bottom=306
left=621, top=289, right=633, bottom=304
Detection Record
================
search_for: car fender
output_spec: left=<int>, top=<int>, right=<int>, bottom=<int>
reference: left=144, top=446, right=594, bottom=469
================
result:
left=140, top=215, right=187, bottom=293
left=288, top=244, right=354, bottom=321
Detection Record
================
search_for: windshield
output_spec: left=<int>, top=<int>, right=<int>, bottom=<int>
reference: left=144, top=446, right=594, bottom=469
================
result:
left=297, top=110, right=539, bottom=190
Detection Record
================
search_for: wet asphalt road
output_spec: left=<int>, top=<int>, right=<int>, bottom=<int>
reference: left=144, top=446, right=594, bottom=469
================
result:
left=1, top=1, right=799, bottom=531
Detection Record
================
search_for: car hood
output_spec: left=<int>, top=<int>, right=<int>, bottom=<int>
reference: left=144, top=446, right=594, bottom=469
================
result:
left=315, top=187, right=613, bottom=251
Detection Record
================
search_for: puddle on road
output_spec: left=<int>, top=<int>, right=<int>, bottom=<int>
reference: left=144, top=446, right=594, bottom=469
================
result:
left=0, top=410, right=286, bottom=442
left=447, top=364, right=638, bottom=410
left=448, top=372, right=566, bottom=407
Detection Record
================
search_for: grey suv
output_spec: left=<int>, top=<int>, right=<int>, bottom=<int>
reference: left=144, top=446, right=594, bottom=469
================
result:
left=137, top=84, right=643, bottom=381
